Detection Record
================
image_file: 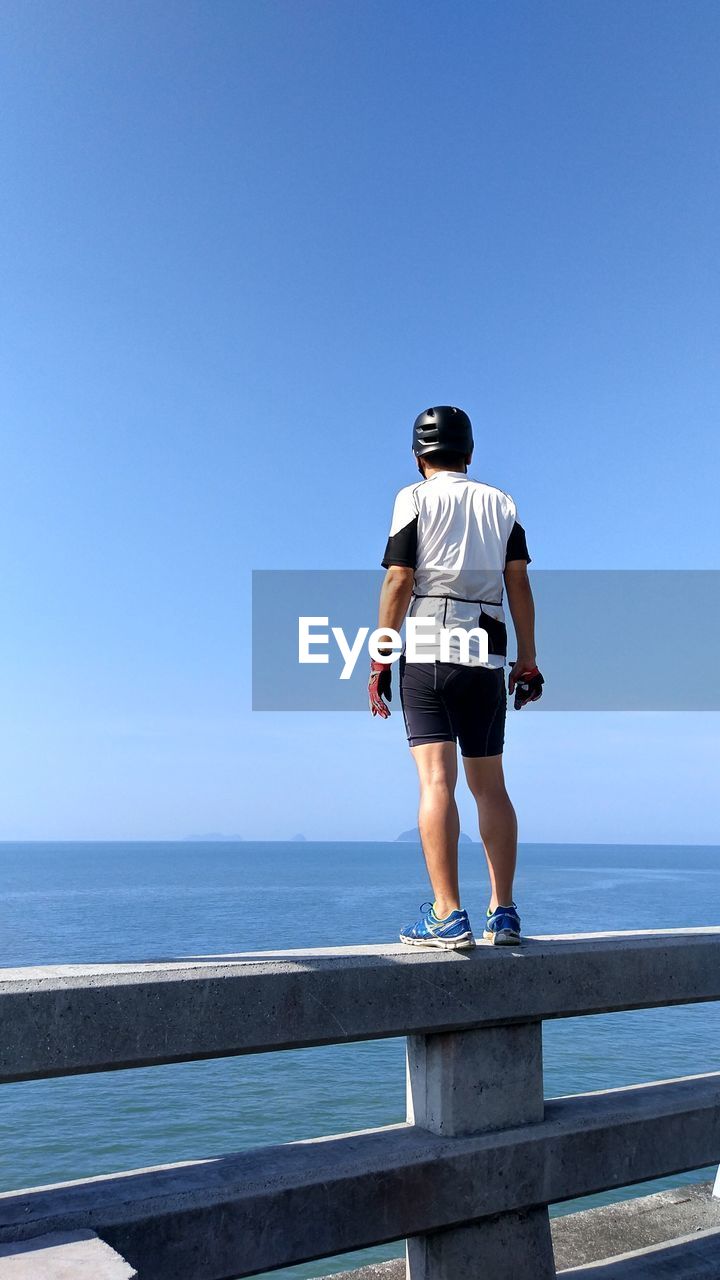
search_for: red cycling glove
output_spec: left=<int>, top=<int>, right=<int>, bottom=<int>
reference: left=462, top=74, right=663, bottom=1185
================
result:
left=368, top=661, right=392, bottom=718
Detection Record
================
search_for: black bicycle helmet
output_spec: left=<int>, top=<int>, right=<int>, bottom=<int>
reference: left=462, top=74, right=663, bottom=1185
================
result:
left=412, top=405, right=474, bottom=457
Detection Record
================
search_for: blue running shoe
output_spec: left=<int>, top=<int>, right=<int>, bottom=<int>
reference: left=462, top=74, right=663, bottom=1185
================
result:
left=483, top=903, right=521, bottom=946
left=400, top=902, right=475, bottom=950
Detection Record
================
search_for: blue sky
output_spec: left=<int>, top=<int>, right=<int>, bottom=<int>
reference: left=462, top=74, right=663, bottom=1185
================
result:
left=1, top=0, right=718, bottom=841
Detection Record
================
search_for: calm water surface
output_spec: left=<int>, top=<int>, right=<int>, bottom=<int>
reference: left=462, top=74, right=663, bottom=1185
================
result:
left=1, top=841, right=719, bottom=1278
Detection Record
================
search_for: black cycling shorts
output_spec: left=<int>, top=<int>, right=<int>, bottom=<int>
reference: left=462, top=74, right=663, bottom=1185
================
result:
left=399, top=658, right=506, bottom=758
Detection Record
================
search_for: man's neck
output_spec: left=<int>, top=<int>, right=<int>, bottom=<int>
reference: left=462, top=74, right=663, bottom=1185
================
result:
left=421, top=466, right=467, bottom=480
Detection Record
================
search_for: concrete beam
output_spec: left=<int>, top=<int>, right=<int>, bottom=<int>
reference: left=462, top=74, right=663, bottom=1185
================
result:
left=1, top=929, right=719, bottom=1082
left=0, top=1074, right=718, bottom=1280
left=0, top=1231, right=136, bottom=1278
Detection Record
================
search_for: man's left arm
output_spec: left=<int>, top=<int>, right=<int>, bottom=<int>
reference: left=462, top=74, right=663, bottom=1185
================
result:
left=504, top=561, right=537, bottom=683
left=503, top=517, right=544, bottom=709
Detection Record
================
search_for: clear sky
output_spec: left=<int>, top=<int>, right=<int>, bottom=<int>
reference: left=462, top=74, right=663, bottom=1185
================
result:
left=1, top=0, right=718, bottom=841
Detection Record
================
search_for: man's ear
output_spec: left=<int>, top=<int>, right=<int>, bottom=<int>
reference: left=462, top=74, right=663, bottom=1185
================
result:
left=465, top=452, right=473, bottom=466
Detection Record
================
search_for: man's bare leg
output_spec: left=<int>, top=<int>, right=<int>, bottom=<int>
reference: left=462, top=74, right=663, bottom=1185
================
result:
left=410, top=741, right=461, bottom=916
left=463, top=755, right=518, bottom=910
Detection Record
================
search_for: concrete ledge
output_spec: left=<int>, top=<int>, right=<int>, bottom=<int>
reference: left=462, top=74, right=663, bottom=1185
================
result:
left=325, top=1264, right=401, bottom=1280
left=563, top=1226, right=720, bottom=1276
left=553, top=1180, right=720, bottom=1269
left=0, top=1231, right=136, bottom=1277
left=1, top=929, right=720, bottom=1082
left=0, top=1076, right=719, bottom=1279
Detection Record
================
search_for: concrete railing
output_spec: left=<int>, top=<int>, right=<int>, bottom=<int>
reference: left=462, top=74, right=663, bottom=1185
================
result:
left=1, top=929, right=720, bottom=1279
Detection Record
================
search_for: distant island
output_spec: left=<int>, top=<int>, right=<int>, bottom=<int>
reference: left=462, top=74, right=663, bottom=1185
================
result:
left=184, top=833, right=244, bottom=842
left=396, top=827, right=473, bottom=843
left=290, top=833, right=307, bottom=842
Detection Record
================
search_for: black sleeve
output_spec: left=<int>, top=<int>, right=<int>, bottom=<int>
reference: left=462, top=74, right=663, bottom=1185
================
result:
left=382, top=517, right=418, bottom=568
left=505, top=521, right=531, bottom=565
left=382, top=487, right=419, bottom=568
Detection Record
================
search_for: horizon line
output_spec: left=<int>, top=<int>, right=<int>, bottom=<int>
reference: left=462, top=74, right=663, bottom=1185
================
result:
left=0, top=838, right=719, bottom=849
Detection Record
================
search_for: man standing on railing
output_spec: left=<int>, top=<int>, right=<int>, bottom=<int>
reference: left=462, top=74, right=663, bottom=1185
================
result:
left=369, top=406, right=543, bottom=949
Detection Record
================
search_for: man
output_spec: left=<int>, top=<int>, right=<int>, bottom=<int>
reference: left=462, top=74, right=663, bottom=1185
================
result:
left=368, top=406, right=543, bottom=949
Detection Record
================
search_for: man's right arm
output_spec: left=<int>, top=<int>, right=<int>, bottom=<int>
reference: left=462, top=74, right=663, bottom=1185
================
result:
left=369, top=487, right=419, bottom=718
left=378, top=565, right=415, bottom=639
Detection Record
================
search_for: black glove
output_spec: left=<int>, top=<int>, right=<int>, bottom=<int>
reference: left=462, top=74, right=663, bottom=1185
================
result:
left=511, top=665, right=544, bottom=710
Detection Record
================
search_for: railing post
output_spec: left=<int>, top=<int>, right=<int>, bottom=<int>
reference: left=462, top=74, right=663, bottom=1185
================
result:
left=405, top=1021, right=555, bottom=1280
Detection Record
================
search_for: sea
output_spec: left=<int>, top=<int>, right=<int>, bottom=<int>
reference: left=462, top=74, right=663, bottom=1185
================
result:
left=1, top=840, right=719, bottom=1279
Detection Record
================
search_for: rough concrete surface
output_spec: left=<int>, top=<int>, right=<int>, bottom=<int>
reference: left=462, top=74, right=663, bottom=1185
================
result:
left=2, top=929, right=720, bottom=1083
left=409, top=1208, right=556, bottom=1280
left=0, top=1230, right=136, bottom=1278
left=406, top=1022, right=544, bottom=1135
left=553, top=1180, right=720, bottom=1268
left=562, top=1226, right=720, bottom=1276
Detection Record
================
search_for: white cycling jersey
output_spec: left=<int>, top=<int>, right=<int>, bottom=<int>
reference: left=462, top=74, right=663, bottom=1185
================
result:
left=382, top=470, right=530, bottom=668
